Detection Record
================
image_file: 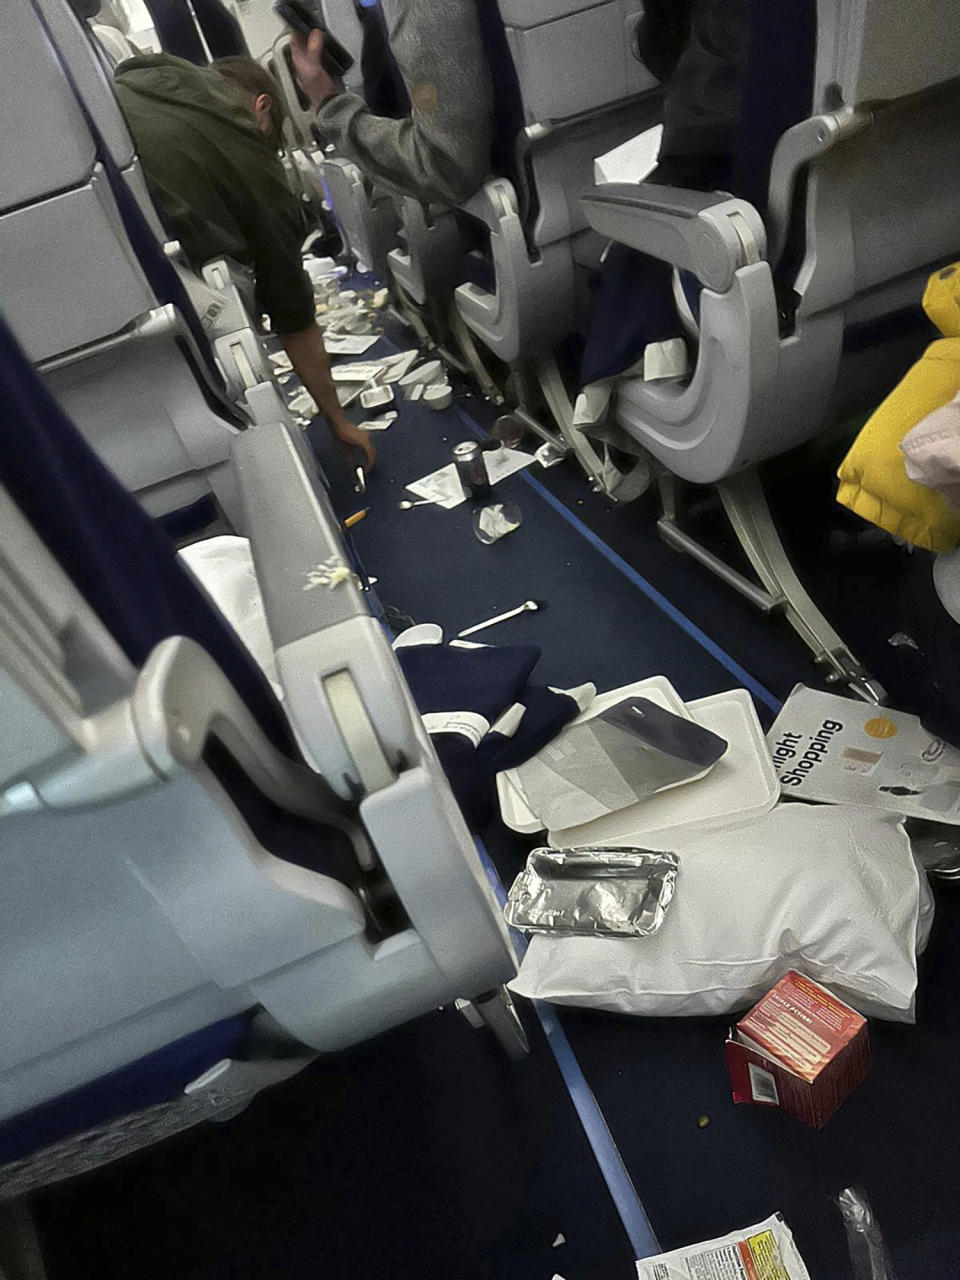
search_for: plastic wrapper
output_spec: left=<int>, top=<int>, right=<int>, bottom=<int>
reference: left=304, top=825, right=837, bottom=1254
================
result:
left=512, top=696, right=727, bottom=829
left=838, top=1187, right=899, bottom=1280
left=474, top=501, right=523, bottom=543
left=634, top=1213, right=811, bottom=1280
left=504, top=846, right=678, bottom=938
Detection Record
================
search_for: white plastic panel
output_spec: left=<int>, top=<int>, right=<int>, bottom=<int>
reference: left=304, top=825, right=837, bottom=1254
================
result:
left=0, top=170, right=153, bottom=363
left=816, top=0, right=960, bottom=109
left=33, top=0, right=136, bottom=170
left=45, top=315, right=242, bottom=523
left=503, top=0, right=655, bottom=123
left=796, top=84, right=960, bottom=316
left=0, top=0, right=96, bottom=207
left=498, top=0, right=626, bottom=25
left=0, top=768, right=363, bottom=1119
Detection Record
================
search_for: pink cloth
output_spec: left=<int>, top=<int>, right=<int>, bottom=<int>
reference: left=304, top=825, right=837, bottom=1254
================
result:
left=901, top=392, right=960, bottom=511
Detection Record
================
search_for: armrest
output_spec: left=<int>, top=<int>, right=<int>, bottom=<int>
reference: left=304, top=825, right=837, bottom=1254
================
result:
left=459, top=178, right=520, bottom=234
left=231, top=420, right=367, bottom=650
left=231, top=420, right=419, bottom=800
left=579, top=182, right=767, bottom=293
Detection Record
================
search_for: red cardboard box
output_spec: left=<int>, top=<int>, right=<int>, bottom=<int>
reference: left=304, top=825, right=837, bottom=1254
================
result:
left=725, top=970, right=870, bottom=1130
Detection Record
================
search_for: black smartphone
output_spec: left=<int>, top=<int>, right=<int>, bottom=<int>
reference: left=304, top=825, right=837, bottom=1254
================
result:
left=273, top=0, right=355, bottom=78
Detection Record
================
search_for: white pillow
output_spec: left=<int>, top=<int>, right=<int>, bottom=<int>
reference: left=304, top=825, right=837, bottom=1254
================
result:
left=178, top=536, right=281, bottom=697
left=510, top=804, right=934, bottom=1022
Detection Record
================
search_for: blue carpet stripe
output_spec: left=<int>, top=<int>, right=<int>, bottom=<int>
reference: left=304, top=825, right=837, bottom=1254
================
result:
left=449, top=402, right=782, bottom=716
left=478, top=843, right=661, bottom=1260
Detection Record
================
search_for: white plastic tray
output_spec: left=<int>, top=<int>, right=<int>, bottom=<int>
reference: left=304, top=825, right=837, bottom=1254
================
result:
left=548, top=689, right=779, bottom=850
left=496, top=676, right=689, bottom=835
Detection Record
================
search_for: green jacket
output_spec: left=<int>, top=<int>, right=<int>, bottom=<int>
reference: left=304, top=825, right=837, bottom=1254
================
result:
left=114, top=54, right=314, bottom=336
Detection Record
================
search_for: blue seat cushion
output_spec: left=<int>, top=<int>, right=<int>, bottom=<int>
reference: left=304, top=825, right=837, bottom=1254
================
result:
left=0, top=1014, right=253, bottom=1167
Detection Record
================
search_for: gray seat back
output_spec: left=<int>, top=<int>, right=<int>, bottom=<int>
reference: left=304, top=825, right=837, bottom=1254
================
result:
left=596, top=0, right=960, bottom=482
left=796, top=82, right=960, bottom=321
left=0, top=480, right=366, bottom=1126
left=815, top=0, right=960, bottom=109
left=1, top=0, right=282, bottom=527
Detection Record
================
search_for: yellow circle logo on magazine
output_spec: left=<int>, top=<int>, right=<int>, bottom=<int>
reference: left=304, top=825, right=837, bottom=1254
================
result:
left=864, top=717, right=898, bottom=740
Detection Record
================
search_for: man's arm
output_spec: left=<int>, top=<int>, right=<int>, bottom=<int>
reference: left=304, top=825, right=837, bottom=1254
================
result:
left=281, top=324, right=375, bottom=471
left=221, top=133, right=375, bottom=470
left=291, top=0, right=493, bottom=207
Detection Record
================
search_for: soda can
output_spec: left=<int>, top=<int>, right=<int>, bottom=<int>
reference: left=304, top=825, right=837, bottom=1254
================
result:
left=453, top=441, right=489, bottom=495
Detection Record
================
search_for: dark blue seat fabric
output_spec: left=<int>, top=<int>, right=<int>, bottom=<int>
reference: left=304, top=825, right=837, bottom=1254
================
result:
left=581, top=0, right=817, bottom=385
left=143, top=0, right=246, bottom=64
left=143, top=0, right=206, bottom=63
left=582, top=251, right=688, bottom=386
left=0, top=1016, right=253, bottom=1166
left=732, top=0, right=817, bottom=220
left=192, top=0, right=249, bottom=60
left=0, top=315, right=294, bottom=756
left=396, top=642, right=578, bottom=824
left=472, top=0, right=524, bottom=191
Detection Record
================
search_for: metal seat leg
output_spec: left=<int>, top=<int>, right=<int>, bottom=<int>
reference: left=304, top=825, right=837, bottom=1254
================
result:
left=657, top=466, right=884, bottom=701
left=0, top=1200, right=46, bottom=1280
left=458, top=987, right=529, bottom=1062
left=538, top=357, right=653, bottom=501
left=717, top=468, right=885, bottom=701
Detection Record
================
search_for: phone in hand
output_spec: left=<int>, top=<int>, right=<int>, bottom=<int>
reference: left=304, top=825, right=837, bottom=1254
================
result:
left=273, top=0, right=355, bottom=78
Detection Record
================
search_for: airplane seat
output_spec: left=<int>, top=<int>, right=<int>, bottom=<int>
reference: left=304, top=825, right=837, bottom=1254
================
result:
left=268, top=20, right=400, bottom=277
left=1, top=0, right=281, bottom=533
left=576, top=0, right=960, bottom=695
left=384, top=0, right=520, bottom=334
left=420, top=0, right=661, bottom=474
left=306, top=2, right=403, bottom=276
left=452, top=0, right=659, bottom=359
left=0, top=314, right=518, bottom=1200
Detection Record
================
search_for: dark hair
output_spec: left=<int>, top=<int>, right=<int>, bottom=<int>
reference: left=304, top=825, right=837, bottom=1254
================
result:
left=215, top=56, right=287, bottom=146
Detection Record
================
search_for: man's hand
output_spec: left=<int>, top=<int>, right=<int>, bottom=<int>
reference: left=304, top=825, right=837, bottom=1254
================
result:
left=290, top=29, right=342, bottom=108
left=280, top=325, right=375, bottom=474
left=334, top=420, right=376, bottom=472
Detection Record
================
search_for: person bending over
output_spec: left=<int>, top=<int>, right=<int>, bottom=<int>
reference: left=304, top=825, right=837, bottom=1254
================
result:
left=114, top=52, right=374, bottom=469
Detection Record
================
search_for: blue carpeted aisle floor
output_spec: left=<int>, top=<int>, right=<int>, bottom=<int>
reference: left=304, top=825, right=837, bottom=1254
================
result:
left=36, top=321, right=960, bottom=1279
left=310, top=327, right=960, bottom=1279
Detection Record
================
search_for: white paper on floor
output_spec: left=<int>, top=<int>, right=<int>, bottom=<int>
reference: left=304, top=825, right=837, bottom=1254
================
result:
left=269, top=351, right=293, bottom=372
left=360, top=411, right=398, bottom=431
left=381, top=350, right=420, bottom=383
left=287, top=388, right=318, bottom=417
left=477, top=503, right=521, bottom=540
left=324, top=333, right=380, bottom=355
left=331, top=361, right=388, bottom=383
left=484, top=446, right=536, bottom=484
left=336, top=384, right=365, bottom=407
left=406, top=463, right=467, bottom=509
left=404, top=448, right=535, bottom=511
